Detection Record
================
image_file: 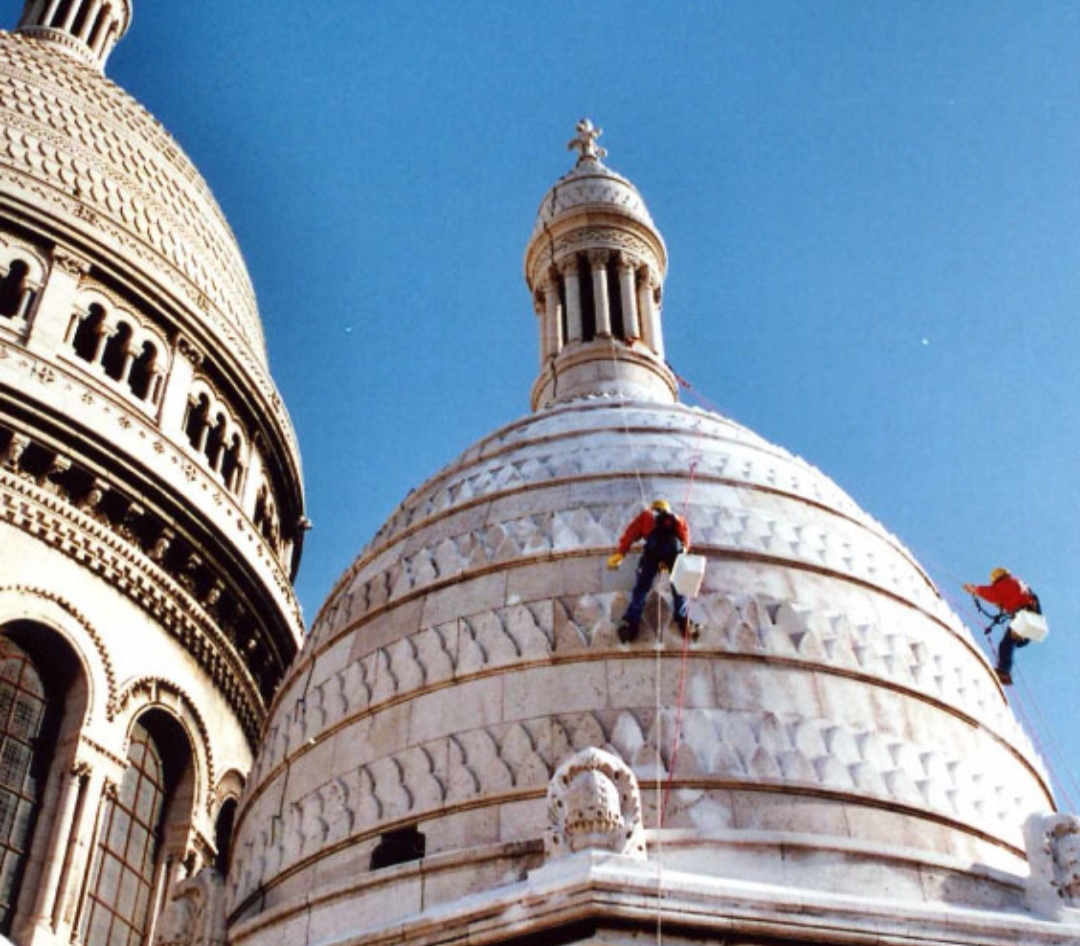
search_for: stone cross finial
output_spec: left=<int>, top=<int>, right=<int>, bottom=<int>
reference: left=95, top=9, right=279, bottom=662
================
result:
left=567, top=118, right=607, bottom=165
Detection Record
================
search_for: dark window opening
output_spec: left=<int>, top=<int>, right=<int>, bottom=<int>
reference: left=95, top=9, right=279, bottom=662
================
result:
left=577, top=253, right=596, bottom=341
left=606, top=260, right=625, bottom=339
left=71, top=305, right=105, bottom=363
left=557, top=276, right=568, bottom=344
left=183, top=395, right=210, bottom=449
left=0, top=262, right=28, bottom=319
left=49, top=0, right=75, bottom=29
left=204, top=415, right=226, bottom=469
left=100, top=322, right=131, bottom=381
left=220, top=435, right=241, bottom=492
left=128, top=342, right=156, bottom=401
left=213, top=798, right=237, bottom=875
left=370, top=826, right=425, bottom=870
left=70, top=1, right=90, bottom=37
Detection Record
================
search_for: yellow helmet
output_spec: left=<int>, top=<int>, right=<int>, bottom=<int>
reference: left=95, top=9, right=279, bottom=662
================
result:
left=651, top=499, right=672, bottom=514
left=990, top=567, right=1010, bottom=583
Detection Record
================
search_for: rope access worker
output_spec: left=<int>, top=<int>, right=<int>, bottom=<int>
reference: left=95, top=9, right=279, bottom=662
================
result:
left=607, top=499, right=692, bottom=643
left=964, top=567, right=1041, bottom=686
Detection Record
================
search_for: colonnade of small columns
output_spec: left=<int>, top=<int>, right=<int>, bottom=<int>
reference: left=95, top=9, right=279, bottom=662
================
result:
left=535, top=249, right=664, bottom=364
left=19, top=0, right=125, bottom=62
left=63, top=303, right=168, bottom=404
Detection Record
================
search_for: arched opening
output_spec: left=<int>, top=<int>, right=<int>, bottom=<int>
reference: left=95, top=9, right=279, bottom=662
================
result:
left=0, top=623, right=82, bottom=937
left=101, top=322, right=132, bottom=381
left=80, top=710, right=193, bottom=946
left=182, top=394, right=210, bottom=451
left=71, top=305, right=106, bottom=363
left=577, top=252, right=596, bottom=341
left=220, top=434, right=241, bottom=493
left=204, top=414, right=226, bottom=470
left=0, top=262, right=29, bottom=319
left=213, top=798, right=237, bottom=875
left=128, top=341, right=156, bottom=401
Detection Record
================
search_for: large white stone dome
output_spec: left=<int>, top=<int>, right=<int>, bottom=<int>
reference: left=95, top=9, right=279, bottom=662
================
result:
left=225, top=123, right=1063, bottom=945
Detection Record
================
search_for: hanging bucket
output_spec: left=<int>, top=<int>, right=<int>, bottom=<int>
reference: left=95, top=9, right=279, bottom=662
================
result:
left=671, top=554, right=706, bottom=598
left=1010, top=610, right=1049, bottom=642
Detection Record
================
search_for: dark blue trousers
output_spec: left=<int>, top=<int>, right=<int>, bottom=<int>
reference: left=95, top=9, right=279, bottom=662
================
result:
left=623, top=552, right=688, bottom=628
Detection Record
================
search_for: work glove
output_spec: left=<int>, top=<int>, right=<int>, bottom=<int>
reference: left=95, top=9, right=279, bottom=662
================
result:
left=607, top=552, right=624, bottom=570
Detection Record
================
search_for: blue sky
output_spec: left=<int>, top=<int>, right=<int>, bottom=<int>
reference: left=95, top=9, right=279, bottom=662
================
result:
left=16, top=2, right=1080, bottom=804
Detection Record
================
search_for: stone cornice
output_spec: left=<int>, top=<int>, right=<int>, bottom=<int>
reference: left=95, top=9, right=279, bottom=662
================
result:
left=0, top=337, right=302, bottom=641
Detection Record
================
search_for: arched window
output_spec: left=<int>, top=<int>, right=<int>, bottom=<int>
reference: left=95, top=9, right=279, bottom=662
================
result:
left=81, top=712, right=192, bottom=946
left=0, top=638, right=50, bottom=933
left=0, top=262, right=28, bottom=320
left=72, top=304, right=106, bottom=363
left=182, top=394, right=210, bottom=451
left=213, top=798, right=237, bottom=875
left=128, top=342, right=156, bottom=401
left=101, top=322, right=131, bottom=381
left=0, top=626, right=78, bottom=937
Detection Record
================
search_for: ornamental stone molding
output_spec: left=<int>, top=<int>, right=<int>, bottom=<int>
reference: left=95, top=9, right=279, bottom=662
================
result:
left=0, top=583, right=116, bottom=715
left=153, top=867, right=227, bottom=946
left=545, top=747, right=645, bottom=860
left=110, top=675, right=216, bottom=796
left=1026, top=811, right=1080, bottom=922
left=0, top=460, right=268, bottom=744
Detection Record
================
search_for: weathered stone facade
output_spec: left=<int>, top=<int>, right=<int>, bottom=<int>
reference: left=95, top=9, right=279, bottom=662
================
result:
left=0, top=4, right=305, bottom=945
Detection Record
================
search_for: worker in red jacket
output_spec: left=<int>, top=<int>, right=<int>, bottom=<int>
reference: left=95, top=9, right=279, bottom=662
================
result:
left=608, top=499, right=691, bottom=642
left=964, top=567, right=1040, bottom=685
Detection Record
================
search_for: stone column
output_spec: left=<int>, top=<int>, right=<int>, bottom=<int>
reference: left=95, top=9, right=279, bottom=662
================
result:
left=560, top=257, right=583, bottom=343
left=158, top=336, right=202, bottom=432
left=39, top=0, right=62, bottom=28
left=588, top=250, right=611, bottom=337
left=59, top=0, right=80, bottom=32
left=543, top=275, right=562, bottom=360
left=617, top=255, right=640, bottom=340
left=25, top=248, right=89, bottom=358
left=53, top=768, right=112, bottom=940
left=78, top=0, right=102, bottom=40
left=637, top=267, right=664, bottom=359
left=533, top=292, right=547, bottom=365
left=22, top=763, right=87, bottom=944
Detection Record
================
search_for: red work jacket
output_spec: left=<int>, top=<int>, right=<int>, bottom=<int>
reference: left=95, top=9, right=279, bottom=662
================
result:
left=971, top=575, right=1037, bottom=614
left=616, top=510, right=691, bottom=556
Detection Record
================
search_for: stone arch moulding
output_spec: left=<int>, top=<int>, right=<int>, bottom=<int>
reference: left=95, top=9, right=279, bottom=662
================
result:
left=0, top=237, right=47, bottom=285
left=0, top=585, right=114, bottom=723
left=109, top=676, right=215, bottom=810
left=213, top=768, right=246, bottom=818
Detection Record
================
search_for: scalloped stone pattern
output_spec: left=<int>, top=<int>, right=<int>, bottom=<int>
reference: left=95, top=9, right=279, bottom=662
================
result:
left=228, top=397, right=1053, bottom=919
left=0, top=31, right=265, bottom=359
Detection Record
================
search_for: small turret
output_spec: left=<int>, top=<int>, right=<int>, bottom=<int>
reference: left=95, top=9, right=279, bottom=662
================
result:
left=524, top=119, right=676, bottom=410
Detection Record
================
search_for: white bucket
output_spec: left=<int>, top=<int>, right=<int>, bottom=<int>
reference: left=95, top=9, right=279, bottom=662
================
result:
left=671, top=554, right=706, bottom=598
left=1010, top=610, right=1049, bottom=642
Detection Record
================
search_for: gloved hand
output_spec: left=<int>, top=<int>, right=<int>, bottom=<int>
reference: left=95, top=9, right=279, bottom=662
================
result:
left=607, top=552, right=624, bottom=570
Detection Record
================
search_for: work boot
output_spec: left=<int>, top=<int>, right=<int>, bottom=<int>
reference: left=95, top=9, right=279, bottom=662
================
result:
left=675, top=615, right=699, bottom=641
left=995, top=668, right=1012, bottom=686
left=617, top=620, right=639, bottom=643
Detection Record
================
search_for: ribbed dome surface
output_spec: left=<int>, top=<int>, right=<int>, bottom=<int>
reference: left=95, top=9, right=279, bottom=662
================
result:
left=0, top=30, right=266, bottom=360
left=227, top=395, right=1052, bottom=937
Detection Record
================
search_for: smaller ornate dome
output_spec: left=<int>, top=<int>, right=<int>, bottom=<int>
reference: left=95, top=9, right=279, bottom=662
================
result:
left=530, top=119, right=658, bottom=238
